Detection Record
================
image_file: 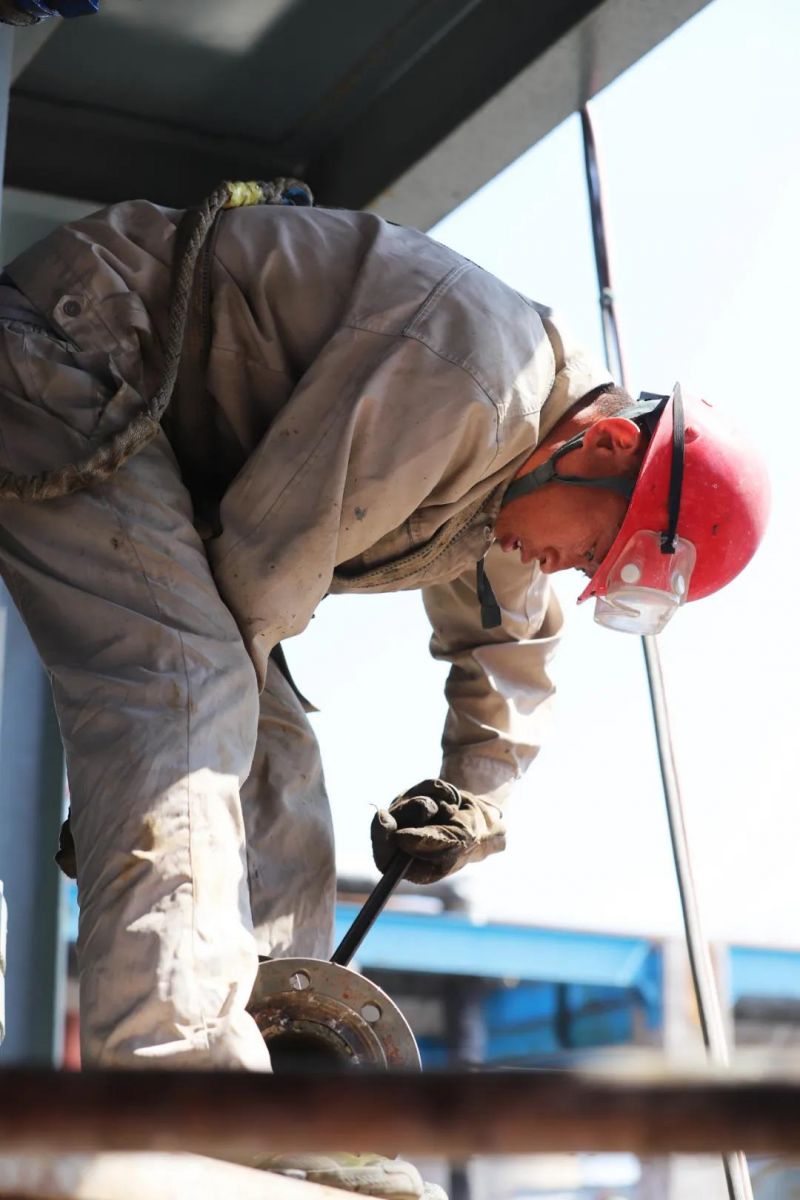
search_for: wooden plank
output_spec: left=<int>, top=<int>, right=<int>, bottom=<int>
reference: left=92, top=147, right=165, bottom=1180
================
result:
left=0, top=1153, right=361, bottom=1200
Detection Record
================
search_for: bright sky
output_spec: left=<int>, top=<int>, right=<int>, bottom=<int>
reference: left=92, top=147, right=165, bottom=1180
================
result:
left=288, top=0, right=800, bottom=949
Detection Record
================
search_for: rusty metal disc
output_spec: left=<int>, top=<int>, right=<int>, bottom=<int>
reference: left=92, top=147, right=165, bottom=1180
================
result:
left=248, top=957, right=420, bottom=1071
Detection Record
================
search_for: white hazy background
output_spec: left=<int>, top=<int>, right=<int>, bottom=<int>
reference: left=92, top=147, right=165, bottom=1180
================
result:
left=286, top=0, right=800, bottom=949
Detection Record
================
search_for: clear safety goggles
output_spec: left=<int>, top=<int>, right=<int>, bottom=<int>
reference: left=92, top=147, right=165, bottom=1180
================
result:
left=592, top=530, right=697, bottom=636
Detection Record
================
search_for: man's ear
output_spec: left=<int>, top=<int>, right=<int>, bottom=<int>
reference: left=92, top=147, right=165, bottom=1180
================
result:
left=583, top=417, right=645, bottom=467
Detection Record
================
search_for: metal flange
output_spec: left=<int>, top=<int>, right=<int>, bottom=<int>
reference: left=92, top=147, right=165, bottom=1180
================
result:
left=248, top=957, right=420, bottom=1071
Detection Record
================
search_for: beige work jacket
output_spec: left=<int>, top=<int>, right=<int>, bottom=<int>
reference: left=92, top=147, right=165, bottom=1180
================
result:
left=8, top=202, right=611, bottom=805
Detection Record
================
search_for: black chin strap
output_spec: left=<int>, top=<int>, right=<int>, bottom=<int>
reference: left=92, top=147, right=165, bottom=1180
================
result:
left=660, top=386, right=685, bottom=554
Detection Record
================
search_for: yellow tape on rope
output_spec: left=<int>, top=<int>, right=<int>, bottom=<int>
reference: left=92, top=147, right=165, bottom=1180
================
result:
left=223, top=181, right=265, bottom=209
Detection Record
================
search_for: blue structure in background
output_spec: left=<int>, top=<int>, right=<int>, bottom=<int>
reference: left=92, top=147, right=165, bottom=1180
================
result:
left=334, top=904, right=660, bottom=994
left=483, top=980, right=652, bottom=1060
left=334, top=902, right=662, bottom=1066
left=730, top=946, right=800, bottom=1004
left=65, top=885, right=800, bottom=1068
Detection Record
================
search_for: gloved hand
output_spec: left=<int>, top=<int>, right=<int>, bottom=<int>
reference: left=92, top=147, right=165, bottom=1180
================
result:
left=371, top=779, right=506, bottom=885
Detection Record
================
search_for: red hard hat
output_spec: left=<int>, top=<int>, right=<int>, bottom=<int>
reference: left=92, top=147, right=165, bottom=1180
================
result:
left=579, top=386, right=770, bottom=607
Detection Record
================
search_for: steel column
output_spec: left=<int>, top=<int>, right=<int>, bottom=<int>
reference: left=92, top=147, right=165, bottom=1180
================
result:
left=0, top=27, right=8, bottom=1052
left=0, top=585, right=66, bottom=1064
left=0, top=23, right=67, bottom=1066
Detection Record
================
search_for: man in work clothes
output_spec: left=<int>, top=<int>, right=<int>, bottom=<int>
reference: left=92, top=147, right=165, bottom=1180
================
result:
left=0, top=194, right=766, bottom=1192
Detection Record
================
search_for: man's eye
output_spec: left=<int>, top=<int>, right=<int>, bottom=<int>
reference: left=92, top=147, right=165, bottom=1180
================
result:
left=584, top=545, right=596, bottom=563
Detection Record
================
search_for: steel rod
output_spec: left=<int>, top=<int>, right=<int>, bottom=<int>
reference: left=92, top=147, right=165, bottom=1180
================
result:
left=1, top=1069, right=800, bottom=1157
left=330, top=853, right=410, bottom=966
left=580, top=103, right=753, bottom=1200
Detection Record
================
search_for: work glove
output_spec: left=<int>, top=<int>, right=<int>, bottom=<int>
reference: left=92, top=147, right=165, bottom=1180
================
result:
left=371, top=779, right=506, bottom=885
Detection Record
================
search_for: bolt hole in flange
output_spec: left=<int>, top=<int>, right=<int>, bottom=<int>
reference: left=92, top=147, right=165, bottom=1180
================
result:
left=361, top=1002, right=382, bottom=1023
left=290, top=970, right=311, bottom=990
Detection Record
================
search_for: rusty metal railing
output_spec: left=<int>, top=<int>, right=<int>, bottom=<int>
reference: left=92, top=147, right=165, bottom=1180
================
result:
left=1, top=1068, right=799, bottom=1158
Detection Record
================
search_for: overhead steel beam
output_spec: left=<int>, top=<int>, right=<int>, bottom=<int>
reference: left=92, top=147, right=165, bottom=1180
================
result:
left=4, top=0, right=711, bottom=215
left=365, top=0, right=713, bottom=228
left=315, top=0, right=606, bottom=210
left=11, top=19, right=60, bottom=84
left=4, top=92, right=301, bottom=209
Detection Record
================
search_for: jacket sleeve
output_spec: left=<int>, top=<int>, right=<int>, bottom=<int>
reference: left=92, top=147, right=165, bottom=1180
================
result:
left=422, top=541, right=564, bottom=806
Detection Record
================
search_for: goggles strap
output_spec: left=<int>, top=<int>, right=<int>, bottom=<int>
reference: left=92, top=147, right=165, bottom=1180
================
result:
left=500, top=394, right=668, bottom=509
left=660, top=387, right=685, bottom=555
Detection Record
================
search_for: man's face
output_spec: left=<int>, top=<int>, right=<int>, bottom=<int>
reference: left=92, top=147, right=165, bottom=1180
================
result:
left=495, top=485, right=628, bottom=577
left=494, top=416, right=646, bottom=578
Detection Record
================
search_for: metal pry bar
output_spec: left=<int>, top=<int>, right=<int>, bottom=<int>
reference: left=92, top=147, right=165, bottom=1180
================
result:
left=330, top=852, right=410, bottom=967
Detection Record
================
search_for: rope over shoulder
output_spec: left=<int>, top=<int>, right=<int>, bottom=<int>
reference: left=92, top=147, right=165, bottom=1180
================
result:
left=0, top=176, right=313, bottom=503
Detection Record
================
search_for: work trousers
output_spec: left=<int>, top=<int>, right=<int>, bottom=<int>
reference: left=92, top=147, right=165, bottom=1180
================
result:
left=0, top=318, right=336, bottom=1067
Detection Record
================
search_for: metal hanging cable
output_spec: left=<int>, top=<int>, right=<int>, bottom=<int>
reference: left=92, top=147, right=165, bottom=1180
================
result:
left=579, top=104, right=753, bottom=1200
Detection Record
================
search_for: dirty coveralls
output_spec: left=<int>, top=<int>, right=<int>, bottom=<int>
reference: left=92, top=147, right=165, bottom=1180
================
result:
left=0, top=203, right=610, bottom=1068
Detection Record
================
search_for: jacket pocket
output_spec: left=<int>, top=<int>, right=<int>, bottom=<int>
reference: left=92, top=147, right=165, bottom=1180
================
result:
left=5, top=324, right=117, bottom=441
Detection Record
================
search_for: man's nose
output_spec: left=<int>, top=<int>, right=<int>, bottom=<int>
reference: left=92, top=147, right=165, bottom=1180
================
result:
left=534, top=548, right=560, bottom=573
